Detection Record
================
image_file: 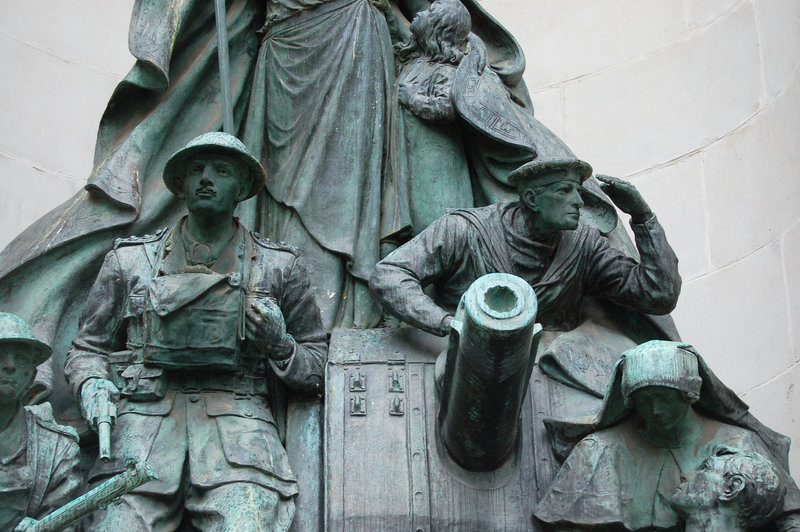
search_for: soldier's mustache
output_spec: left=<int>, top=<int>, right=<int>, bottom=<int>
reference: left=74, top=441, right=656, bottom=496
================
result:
left=196, top=187, right=216, bottom=196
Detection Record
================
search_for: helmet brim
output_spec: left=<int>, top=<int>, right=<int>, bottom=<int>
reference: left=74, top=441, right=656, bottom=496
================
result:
left=163, top=144, right=266, bottom=200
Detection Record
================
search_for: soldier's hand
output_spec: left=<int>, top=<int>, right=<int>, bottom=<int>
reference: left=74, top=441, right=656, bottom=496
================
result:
left=80, top=378, right=119, bottom=432
left=596, top=174, right=653, bottom=222
left=246, top=299, right=295, bottom=361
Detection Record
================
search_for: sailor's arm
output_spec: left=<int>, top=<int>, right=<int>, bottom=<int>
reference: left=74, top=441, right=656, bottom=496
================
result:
left=587, top=175, right=681, bottom=313
left=370, top=216, right=464, bottom=337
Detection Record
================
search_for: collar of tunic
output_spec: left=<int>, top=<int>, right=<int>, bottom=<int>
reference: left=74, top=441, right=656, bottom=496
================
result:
left=161, top=218, right=246, bottom=276
left=502, top=203, right=559, bottom=283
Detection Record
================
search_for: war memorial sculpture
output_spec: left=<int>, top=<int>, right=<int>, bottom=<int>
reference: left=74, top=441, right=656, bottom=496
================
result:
left=0, top=313, right=81, bottom=531
left=0, top=0, right=798, bottom=530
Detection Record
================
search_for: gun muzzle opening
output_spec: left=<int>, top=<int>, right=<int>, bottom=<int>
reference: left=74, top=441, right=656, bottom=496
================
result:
left=480, top=285, right=522, bottom=318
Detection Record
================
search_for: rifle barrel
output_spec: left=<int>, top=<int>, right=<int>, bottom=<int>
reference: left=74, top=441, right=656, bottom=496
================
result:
left=29, top=461, right=157, bottom=532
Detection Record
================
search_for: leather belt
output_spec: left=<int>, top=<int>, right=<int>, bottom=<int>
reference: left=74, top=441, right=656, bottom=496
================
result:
left=165, top=371, right=267, bottom=396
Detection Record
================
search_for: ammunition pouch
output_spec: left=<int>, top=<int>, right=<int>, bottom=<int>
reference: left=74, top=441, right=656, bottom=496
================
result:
left=143, top=272, right=246, bottom=371
left=120, top=364, right=167, bottom=402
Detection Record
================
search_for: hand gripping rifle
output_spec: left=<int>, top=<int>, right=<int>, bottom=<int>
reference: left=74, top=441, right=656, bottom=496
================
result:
left=23, top=460, right=157, bottom=532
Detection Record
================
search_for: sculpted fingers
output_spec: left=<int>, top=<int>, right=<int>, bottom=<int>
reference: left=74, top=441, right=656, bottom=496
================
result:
left=80, top=378, right=119, bottom=430
left=596, top=174, right=651, bottom=218
left=247, top=299, right=293, bottom=359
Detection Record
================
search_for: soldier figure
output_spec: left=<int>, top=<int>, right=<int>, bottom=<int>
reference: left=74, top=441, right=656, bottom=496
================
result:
left=0, top=312, right=81, bottom=532
left=65, top=132, right=328, bottom=531
left=671, top=445, right=787, bottom=532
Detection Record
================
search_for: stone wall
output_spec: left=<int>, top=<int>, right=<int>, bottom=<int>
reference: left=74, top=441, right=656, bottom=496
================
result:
left=1, top=0, right=798, bottom=472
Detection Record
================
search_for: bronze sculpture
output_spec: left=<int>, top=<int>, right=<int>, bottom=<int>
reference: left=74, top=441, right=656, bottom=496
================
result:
left=325, top=273, right=545, bottom=529
left=0, top=0, right=532, bottom=431
left=0, top=1, right=798, bottom=530
left=535, top=341, right=800, bottom=531
left=64, top=133, right=327, bottom=530
left=670, top=445, right=787, bottom=532
left=371, top=148, right=680, bottom=335
left=0, top=313, right=81, bottom=532
left=22, top=461, right=158, bottom=532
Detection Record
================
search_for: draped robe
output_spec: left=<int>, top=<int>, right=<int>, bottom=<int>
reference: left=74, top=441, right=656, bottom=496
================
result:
left=0, top=0, right=528, bottom=427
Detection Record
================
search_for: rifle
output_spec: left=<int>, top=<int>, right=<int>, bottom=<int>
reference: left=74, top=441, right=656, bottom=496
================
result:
left=22, top=460, right=157, bottom=532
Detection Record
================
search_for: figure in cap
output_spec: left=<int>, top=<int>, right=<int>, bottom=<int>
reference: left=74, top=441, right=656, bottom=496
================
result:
left=65, top=132, right=327, bottom=531
left=370, top=138, right=681, bottom=500
left=370, top=147, right=679, bottom=337
left=0, top=312, right=81, bottom=532
left=535, top=340, right=800, bottom=531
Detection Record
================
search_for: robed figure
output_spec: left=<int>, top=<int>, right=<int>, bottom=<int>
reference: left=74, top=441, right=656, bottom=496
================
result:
left=0, top=0, right=529, bottom=427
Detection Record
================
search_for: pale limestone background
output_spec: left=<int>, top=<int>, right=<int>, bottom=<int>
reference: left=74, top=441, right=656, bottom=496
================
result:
left=1, top=1, right=798, bottom=471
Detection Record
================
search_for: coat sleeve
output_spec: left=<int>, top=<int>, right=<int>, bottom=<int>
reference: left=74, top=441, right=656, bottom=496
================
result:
left=34, top=435, right=82, bottom=527
left=370, top=215, right=467, bottom=336
left=64, top=251, right=127, bottom=399
left=584, top=215, right=681, bottom=315
left=268, top=255, right=328, bottom=395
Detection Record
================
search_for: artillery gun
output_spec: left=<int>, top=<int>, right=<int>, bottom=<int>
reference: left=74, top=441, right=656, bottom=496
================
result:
left=320, top=273, right=545, bottom=530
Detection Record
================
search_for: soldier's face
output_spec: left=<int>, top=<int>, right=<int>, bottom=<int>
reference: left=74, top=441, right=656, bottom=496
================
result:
left=671, top=455, right=727, bottom=513
left=0, top=345, right=35, bottom=403
left=181, top=153, right=250, bottom=216
left=525, top=176, right=584, bottom=232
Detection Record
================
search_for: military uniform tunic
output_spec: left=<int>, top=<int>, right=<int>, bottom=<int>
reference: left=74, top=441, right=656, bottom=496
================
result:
left=0, top=404, right=81, bottom=532
left=65, top=220, right=327, bottom=530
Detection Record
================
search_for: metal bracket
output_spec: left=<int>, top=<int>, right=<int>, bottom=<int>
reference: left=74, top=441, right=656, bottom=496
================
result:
left=388, top=370, right=404, bottom=392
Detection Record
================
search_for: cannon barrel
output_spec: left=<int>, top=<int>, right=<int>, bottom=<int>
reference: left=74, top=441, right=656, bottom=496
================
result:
left=439, top=273, right=541, bottom=471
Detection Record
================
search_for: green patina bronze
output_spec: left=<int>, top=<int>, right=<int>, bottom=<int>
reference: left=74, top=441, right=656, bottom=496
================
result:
left=1, top=0, right=800, bottom=530
left=63, top=134, right=327, bottom=531
left=671, top=445, right=787, bottom=532
left=536, top=341, right=800, bottom=531
left=0, top=313, right=82, bottom=532
left=0, top=0, right=536, bottom=435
